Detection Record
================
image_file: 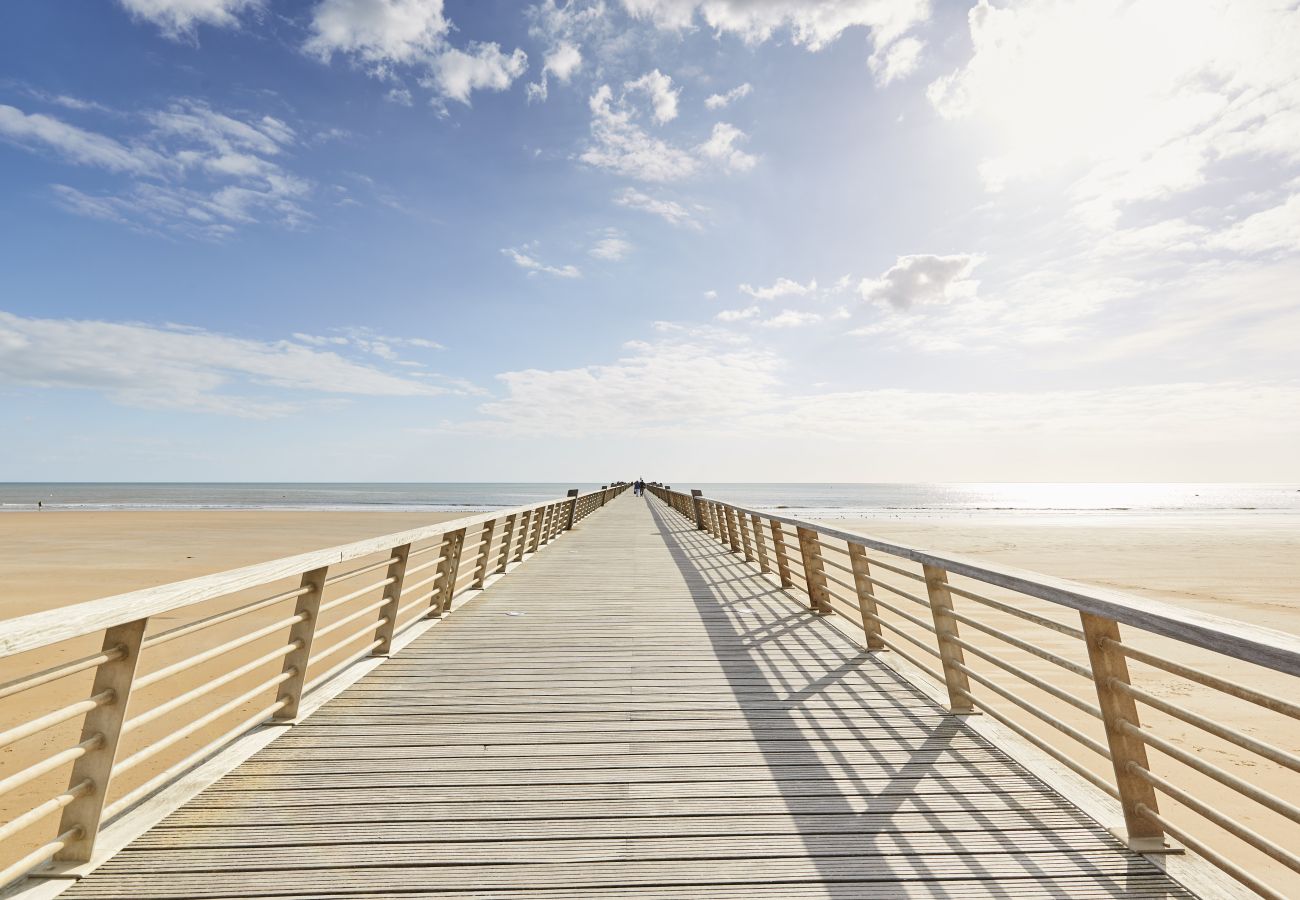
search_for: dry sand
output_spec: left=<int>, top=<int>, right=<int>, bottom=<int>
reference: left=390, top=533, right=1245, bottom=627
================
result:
left=1, top=508, right=1297, bottom=890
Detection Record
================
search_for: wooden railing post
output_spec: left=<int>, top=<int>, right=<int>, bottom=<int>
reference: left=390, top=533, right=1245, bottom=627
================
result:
left=770, top=521, right=794, bottom=587
left=751, top=513, right=770, bottom=573
left=472, top=522, right=496, bottom=589
left=922, top=565, right=975, bottom=714
left=724, top=506, right=741, bottom=553
left=274, top=566, right=328, bottom=721
left=513, top=510, right=531, bottom=562
left=737, top=512, right=754, bottom=562
left=374, top=545, right=412, bottom=657
left=795, top=527, right=832, bottom=615
left=1081, top=612, right=1167, bottom=851
left=847, top=543, right=885, bottom=651
left=433, top=528, right=466, bottom=616
left=528, top=506, right=546, bottom=552
left=565, top=489, right=579, bottom=529
left=53, top=618, right=148, bottom=862
left=496, top=513, right=517, bottom=573
left=600, top=487, right=609, bottom=506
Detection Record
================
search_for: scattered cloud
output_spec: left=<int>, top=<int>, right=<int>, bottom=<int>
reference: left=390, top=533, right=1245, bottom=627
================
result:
left=614, top=187, right=702, bottom=228
left=116, top=0, right=260, bottom=38
left=1208, top=193, right=1300, bottom=256
left=0, top=310, right=448, bottom=418
left=868, top=35, right=922, bottom=85
left=527, top=40, right=583, bottom=102
left=0, top=100, right=310, bottom=238
left=859, top=254, right=981, bottom=309
left=703, top=289, right=718, bottom=300
left=625, top=69, right=679, bottom=124
left=696, top=122, right=757, bottom=173
left=759, top=309, right=822, bottom=328
left=704, top=82, right=752, bottom=110
left=621, top=0, right=930, bottom=53
left=304, top=0, right=528, bottom=106
left=715, top=305, right=758, bottom=321
left=427, top=43, right=528, bottom=105
left=581, top=84, right=699, bottom=182
left=928, top=0, right=1300, bottom=227
left=502, top=244, right=582, bottom=278
left=589, top=228, right=632, bottom=260
left=739, top=276, right=816, bottom=301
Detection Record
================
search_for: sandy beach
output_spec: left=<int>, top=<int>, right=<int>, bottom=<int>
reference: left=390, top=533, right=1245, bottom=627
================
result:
left=1, top=507, right=1296, bottom=888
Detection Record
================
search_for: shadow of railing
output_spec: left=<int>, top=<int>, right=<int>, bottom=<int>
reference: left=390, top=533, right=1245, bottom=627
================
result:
left=642, top=496, right=1165, bottom=897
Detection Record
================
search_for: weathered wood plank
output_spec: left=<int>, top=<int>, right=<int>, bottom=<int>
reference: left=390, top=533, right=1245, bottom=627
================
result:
left=57, top=493, right=1191, bottom=900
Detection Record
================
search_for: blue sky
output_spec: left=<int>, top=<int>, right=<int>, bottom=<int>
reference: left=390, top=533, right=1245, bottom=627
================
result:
left=1, top=0, right=1298, bottom=481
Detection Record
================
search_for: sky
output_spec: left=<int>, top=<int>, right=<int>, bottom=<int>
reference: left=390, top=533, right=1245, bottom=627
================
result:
left=1, top=0, right=1298, bottom=482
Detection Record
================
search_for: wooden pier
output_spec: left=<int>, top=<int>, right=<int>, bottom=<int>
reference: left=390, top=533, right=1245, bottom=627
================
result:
left=1, top=487, right=1296, bottom=898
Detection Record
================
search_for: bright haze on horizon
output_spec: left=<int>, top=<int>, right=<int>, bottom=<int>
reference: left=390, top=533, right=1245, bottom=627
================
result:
left=0, top=0, right=1297, bottom=482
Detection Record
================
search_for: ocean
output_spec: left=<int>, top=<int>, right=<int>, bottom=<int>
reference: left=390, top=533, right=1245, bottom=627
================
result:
left=2, top=483, right=1298, bottom=521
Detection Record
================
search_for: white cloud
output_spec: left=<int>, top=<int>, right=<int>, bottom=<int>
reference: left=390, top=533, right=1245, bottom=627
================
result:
left=1, top=100, right=310, bottom=238
left=621, top=0, right=929, bottom=53
left=859, top=254, right=981, bottom=309
left=0, top=311, right=448, bottom=418
left=759, top=309, right=822, bottom=328
left=0, top=104, right=161, bottom=174
left=428, top=43, right=528, bottom=105
left=473, top=332, right=783, bottom=436
left=117, top=0, right=260, bottom=37
left=614, top=187, right=701, bottom=228
left=581, top=84, right=699, bottom=182
left=625, top=69, right=679, bottom=124
left=527, top=41, right=583, bottom=102
left=739, top=276, right=816, bottom=301
left=868, top=35, right=922, bottom=85
left=1208, top=194, right=1300, bottom=256
left=704, top=82, right=752, bottom=110
left=502, top=245, right=582, bottom=278
left=305, top=0, right=527, bottom=106
left=715, top=305, right=758, bottom=321
left=928, top=0, right=1300, bottom=226
left=703, top=289, right=718, bottom=300
left=697, top=122, right=757, bottom=173
left=589, top=229, right=632, bottom=260
left=305, top=0, right=449, bottom=64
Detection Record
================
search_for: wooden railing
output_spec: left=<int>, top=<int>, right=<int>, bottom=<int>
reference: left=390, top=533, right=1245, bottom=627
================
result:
left=646, top=484, right=1300, bottom=900
left=0, top=484, right=628, bottom=889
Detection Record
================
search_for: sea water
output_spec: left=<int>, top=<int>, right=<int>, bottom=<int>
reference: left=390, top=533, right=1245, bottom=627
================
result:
left=2, top=482, right=1297, bottom=522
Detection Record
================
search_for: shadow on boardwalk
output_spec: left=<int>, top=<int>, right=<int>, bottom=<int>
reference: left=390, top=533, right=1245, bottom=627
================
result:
left=644, top=497, right=1189, bottom=899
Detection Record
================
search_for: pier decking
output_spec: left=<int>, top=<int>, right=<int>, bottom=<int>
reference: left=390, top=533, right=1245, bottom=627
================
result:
left=53, top=496, right=1194, bottom=899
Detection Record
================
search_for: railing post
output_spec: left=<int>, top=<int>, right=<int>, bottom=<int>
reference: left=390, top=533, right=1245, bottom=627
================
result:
left=922, top=565, right=975, bottom=713
left=53, top=618, right=148, bottom=862
left=1081, top=612, right=1167, bottom=851
left=496, top=513, right=517, bottom=573
left=600, top=487, right=609, bottom=506
left=565, top=489, right=579, bottom=529
left=724, top=506, right=741, bottom=553
left=847, top=543, right=885, bottom=651
left=795, top=527, right=832, bottom=615
left=513, top=510, right=531, bottom=562
left=374, top=545, right=412, bottom=656
left=433, top=528, right=466, bottom=615
left=529, top=506, right=546, bottom=552
left=770, top=521, right=794, bottom=587
left=274, top=566, right=328, bottom=721
left=751, top=513, right=770, bottom=573
left=737, top=512, right=754, bottom=562
left=472, top=522, right=496, bottom=589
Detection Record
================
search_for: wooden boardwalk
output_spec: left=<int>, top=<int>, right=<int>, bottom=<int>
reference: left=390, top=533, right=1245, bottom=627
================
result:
left=59, top=495, right=1196, bottom=899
